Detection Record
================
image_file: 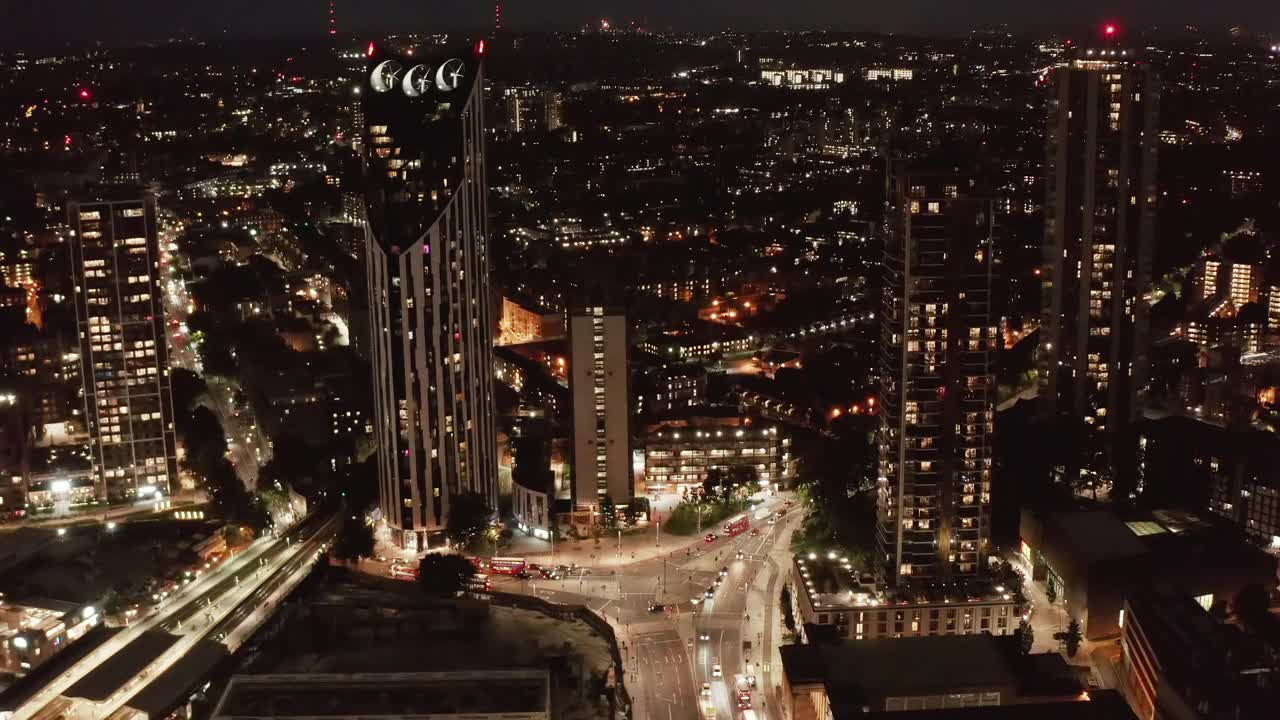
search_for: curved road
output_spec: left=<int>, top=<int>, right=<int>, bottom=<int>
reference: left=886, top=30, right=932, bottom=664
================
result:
left=493, top=493, right=800, bottom=720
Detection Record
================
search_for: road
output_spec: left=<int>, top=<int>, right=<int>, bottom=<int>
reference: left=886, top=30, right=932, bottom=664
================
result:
left=9, top=512, right=335, bottom=720
left=492, top=491, right=798, bottom=720
left=160, top=219, right=268, bottom=489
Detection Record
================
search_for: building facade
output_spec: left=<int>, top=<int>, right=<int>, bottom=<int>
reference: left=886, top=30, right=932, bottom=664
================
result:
left=642, top=416, right=795, bottom=494
left=876, top=165, right=996, bottom=586
left=68, top=197, right=178, bottom=503
left=635, top=362, right=706, bottom=417
left=569, top=307, right=631, bottom=506
left=1121, top=585, right=1279, bottom=720
left=1198, top=259, right=1260, bottom=308
left=1037, top=47, right=1160, bottom=480
left=0, top=389, right=28, bottom=517
left=361, top=44, right=498, bottom=549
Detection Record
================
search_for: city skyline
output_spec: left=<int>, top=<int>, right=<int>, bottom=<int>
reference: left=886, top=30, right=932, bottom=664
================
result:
left=2, top=2, right=1279, bottom=50
left=0, top=12, right=1277, bottom=720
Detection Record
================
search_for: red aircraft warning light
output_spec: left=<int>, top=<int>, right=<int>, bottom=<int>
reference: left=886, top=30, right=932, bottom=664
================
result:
left=1103, top=23, right=1118, bottom=38
left=366, top=41, right=376, bottom=57
left=78, top=87, right=91, bottom=100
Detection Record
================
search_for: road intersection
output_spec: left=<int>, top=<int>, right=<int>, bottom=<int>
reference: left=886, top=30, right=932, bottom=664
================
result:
left=492, top=492, right=802, bottom=720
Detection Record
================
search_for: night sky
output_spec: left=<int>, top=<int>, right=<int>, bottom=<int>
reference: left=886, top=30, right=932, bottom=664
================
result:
left=4, top=1, right=1278, bottom=49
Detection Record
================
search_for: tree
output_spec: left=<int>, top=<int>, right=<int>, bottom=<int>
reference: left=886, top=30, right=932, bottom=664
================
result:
left=1231, top=583, right=1274, bottom=632
left=619, top=501, right=640, bottom=528
left=332, top=514, right=375, bottom=563
left=728, top=465, right=759, bottom=496
left=991, top=559, right=1028, bottom=606
left=182, top=406, right=228, bottom=479
left=197, top=332, right=238, bottom=379
left=206, top=460, right=269, bottom=531
left=703, top=467, right=726, bottom=500
left=1015, top=619, right=1034, bottom=656
left=446, top=492, right=492, bottom=549
left=170, top=368, right=209, bottom=435
left=600, top=495, right=617, bottom=529
left=259, top=433, right=322, bottom=492
left=336, top=457, right=378, bottom=512
left=1046, top=580, right=1058, bottom=604
left=1062, top=618, right=1083, bottom=658
left=418, top=553, right=475, bottom=596
left=780, top=585, right=796, bottom=633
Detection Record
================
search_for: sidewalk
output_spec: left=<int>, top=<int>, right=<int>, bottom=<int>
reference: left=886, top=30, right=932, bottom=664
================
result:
left=749, top=514, right=799, bottom=720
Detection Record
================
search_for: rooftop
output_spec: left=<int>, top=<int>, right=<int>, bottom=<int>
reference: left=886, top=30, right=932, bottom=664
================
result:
left=1039, top=511, right=1147, bottom=564
left=793, top=554, right=1014, bottom=611
left=783, top=634, right=1022, bottom=705
left=211, top=670, right=550, bottom=719
left=851, top=691, right=1133, bottom=720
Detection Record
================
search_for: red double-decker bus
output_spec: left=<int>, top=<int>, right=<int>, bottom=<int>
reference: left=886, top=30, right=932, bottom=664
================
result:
left=723, top=514, right=749, bottom=537
left=488, top=556, right=527, bottom=576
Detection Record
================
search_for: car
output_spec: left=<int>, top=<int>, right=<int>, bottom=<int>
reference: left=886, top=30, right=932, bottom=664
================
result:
left=516, top=569, right=532, bottom=580
left=746, top=674, right=757, bottom=688
left=750, top=528, right=761, bottom=537
left=704, top=532, right=717, bottom=543
left=373, top=554, right=389, bottom=563
left=768, top=516, right=776, bottom=525
left=701, top=683, right=712, bottom=698
left=648, top=603, right=667, bottom=614
left=719, top=566, right=729, bottom=577
left=687, top=638, right=694, bottom=648
left=539, top=567, right=561, bottom=580
left=712, top=664, right=722, bottom=678
left=737, top=692, right=752, bottom=710
left=735, top=550, right=745, bottom=560
left=699, top=631, right=711, bottom=641
left=704, top=587, right=715, bottom=599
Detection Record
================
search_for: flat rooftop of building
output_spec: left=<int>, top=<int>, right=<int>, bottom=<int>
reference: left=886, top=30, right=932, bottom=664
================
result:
left=1040, top=511, right=1147, bottom=563
left=840, top=690, right=1133, bottom=720
left=792, top=554, right=1011, bottom=611
left=646, top=411, right=785, bottom=435
left=64, top=630, right=178, bottom=701
left=127, top=637, right=229, bottom=718
left=0, top=626, right=118, bottom=712
left=210, top=670, right=550, bottom=719
left=783, top=634, right=1019, bottom=701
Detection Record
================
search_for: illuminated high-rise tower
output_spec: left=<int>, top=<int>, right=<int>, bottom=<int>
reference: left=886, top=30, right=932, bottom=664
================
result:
left=569, top=307, right=631, bottom=508
left=876, top=164, right=996, bottom=586
left=68, top=196, right=179, bottom=503
left=1038, top=33, right=1159, bottom=481
left=361, top=42, right=498, bottom=549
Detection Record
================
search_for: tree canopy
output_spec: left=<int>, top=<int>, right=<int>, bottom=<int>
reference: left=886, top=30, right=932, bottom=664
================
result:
left=446, top=492, right=492, bottom=549
left=418, top=553, right=476, bottom=596
left=332, top=514, right=375, bottom=563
